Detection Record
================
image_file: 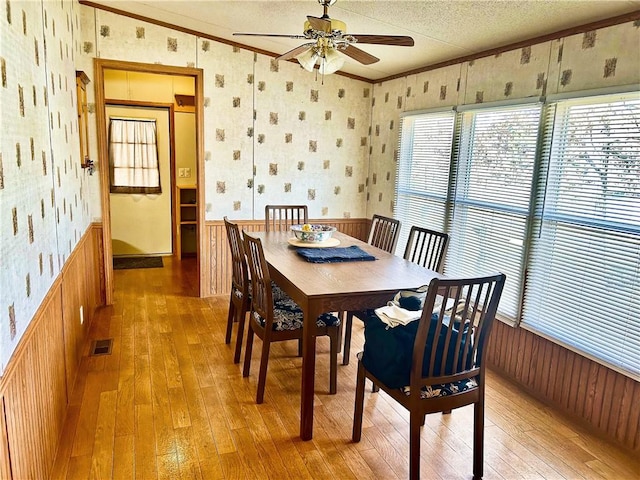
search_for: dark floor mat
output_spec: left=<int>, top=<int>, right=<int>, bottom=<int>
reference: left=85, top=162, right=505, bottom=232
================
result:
left=113, top=256, right=163, bottom=270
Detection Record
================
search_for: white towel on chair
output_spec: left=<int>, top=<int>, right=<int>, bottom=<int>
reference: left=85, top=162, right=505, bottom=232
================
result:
left=375, top=295, right=457, bottom=328
left=374, top=304, right=421, bottom=328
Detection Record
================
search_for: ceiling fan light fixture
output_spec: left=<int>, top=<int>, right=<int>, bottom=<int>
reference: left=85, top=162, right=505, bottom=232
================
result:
left=234, top=0, right=414, bottom=77
left=320, top=47, right=344, bottom=74
left=296, top=47, right=319, bottom=72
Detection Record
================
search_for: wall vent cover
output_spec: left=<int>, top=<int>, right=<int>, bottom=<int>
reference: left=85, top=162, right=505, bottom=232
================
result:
left=91, top=339, right=113, bottom=356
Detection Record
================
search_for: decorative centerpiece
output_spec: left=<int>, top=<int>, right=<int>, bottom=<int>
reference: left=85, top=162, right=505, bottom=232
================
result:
left=291, top=224, right=337, bottom=243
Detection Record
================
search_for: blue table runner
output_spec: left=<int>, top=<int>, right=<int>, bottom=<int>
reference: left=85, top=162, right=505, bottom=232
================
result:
left=296, top=245, right=376, bottom=263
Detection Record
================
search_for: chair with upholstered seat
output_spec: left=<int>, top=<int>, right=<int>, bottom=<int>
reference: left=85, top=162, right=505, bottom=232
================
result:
left=264, top=205, right=308, bottom=232
left=223, top=217, right=251, bottom=364
left=242, top=234, right=341, bottom=404
left=341, top=214, right=401, bottom=365
left=352, top=273, right=506, bottom=480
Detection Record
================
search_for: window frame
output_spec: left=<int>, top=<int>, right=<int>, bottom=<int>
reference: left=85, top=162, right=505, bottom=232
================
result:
left=109, top=117, right=162, bottom=195
left=521, top=92, right=640, bottom=378
left=395, top=108, right=457, bottom=253
left=394, top=89, right=640, bottom=379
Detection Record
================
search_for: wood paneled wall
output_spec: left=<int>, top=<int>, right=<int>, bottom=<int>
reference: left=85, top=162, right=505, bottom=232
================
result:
left=0, top=398, right=10, bottom=480
left=202, top=218, right=370, bottom=296
left=487, top=320, right=640, bottom=452
left=61, top=225, right=104, bottom=399
left=1, top=281, right=67, bottom=479
left=0, top=224, right=104, bottom=480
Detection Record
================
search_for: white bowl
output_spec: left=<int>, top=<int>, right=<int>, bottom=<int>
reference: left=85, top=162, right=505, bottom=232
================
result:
left=291, top=224, right=337, bottom=243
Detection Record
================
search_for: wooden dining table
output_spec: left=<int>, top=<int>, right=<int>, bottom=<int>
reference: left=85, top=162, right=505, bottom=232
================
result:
left=244, top=230, right=442, bottom=440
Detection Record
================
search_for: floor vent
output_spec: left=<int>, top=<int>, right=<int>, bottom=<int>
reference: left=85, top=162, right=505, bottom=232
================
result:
left=90, top=339, right=113, bottom=356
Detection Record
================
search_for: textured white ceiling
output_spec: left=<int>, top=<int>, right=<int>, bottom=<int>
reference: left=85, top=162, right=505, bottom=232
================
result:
left=85, top=0, right=640, bottom=80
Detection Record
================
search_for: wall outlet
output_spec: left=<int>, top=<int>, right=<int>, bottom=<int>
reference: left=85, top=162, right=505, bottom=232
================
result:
left=178, top=168, right=185, bottom=178
left=184, top=167, right=191, bottom=178
left=80, top=305, right=84, bottom=325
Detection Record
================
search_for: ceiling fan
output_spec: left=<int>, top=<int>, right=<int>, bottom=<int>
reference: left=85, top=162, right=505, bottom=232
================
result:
left=233, top=0, right=414, bottom=74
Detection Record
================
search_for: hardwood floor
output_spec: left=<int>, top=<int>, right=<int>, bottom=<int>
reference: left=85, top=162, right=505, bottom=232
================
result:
left=51, top=256, right=639, bottom=479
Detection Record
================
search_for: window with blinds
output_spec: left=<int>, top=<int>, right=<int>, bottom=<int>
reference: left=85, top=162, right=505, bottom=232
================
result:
left=447, top=105, right=542, bottom=319
left=395, top=111, right=456, bottom=256
left=394, top=91, right=640, bottom=379
left=523, top=94, right=640, bottom=377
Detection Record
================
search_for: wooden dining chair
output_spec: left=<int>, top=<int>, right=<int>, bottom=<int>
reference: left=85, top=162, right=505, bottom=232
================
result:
left=242, top=234, right=341, bottom=404
left=341, top=214, right=402, bottom=365
left=352, top=273, right=506, bottom=480
left=223, top=217, right=251, bottom=364
left=367, top=214, right=401, bottom=253
left=264, top=205, right=308, bottom=232
left=403, top=225, right=449, bottom=273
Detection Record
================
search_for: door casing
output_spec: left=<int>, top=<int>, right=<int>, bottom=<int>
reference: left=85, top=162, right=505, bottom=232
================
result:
left=94, top=58, right=205, bottom=302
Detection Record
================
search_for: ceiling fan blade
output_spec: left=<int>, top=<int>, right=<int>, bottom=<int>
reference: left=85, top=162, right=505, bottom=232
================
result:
left=276, top=44, right=314, bottom=62
left=233, top=33, right=307, bottom=39
left=307, top=15, right=332, bottom=33
left=351, top=34, right=415, bottom=47
left=340, top=45, right=379, bottom=65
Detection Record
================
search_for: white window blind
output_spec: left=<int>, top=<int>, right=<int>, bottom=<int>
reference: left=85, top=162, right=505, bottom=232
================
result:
left=523, top=94, right=640, bottom=377
left=446, top=105, right=542, bottom=319
left=395, top=111, right=456, bottom=255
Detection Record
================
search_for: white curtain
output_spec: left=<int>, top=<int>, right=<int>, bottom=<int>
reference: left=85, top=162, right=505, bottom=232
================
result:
left=109, top=118, right=161, bottom=193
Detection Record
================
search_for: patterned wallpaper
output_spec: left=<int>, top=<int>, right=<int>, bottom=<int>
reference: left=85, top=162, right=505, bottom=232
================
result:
left=0, top=0, right=91, bottom=374
left=1, top=0, right=638, bottom=375
left=252, top=55, right=372, bottom=220
left=79, top=8, right=372, bottom=221
left=368, top=20, right=640, bottom=220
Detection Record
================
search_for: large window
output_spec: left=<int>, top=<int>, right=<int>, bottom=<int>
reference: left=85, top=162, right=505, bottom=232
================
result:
left=395, top=92, right=640, bottom=378
left=447, top=105, right=542, bottom=318
left=523, top=94, right=640, bottom=376
left=395, top=111, right=455, bottom=252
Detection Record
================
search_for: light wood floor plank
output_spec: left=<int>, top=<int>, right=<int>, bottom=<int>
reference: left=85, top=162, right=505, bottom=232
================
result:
left=65, top=454, right=92, bottom=480
left=255, top=403, right=314, bottom=479
left=70, top=372, right=105, bottom=458
left=156, top=451, right=180, bottom=480
left=115, top=369, right=135, bottom=437
left=147, top=320, right=177, bottom=457
left=200, top=384, right=237, bottom=455
left=112, top=434, right=134, bottom=480
left=134, top=403, right=157, bottom=480
left=134, top=353, right=152, bottom=407
left=89, top=390, right=117, bottom=479
left=173, top=427, right=203, bottom=480
left=52, top=257, right=640, bottom=480
left=188, top=342, right=216, bottom=388
left=50, top=405, right=80, bottom=480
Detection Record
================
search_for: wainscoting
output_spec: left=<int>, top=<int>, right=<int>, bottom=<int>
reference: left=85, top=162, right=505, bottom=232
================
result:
left=487, top=320, right=640, bottom=452
left=0, top=224, right=104, bottom=480
left=201, top=218, right=370, bottom=296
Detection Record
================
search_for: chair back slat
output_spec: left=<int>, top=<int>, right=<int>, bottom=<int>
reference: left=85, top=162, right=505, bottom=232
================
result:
left=403, top=226, right=449, bottom=273
left=243, top=235, right=274, bottom=328
left=367, top=214, right=401, bottom=253
left=265, top=205, right=308, bottom=232
left=411, top=273, right=506, bottom=388
left=223, top=217, right=249, bottom=297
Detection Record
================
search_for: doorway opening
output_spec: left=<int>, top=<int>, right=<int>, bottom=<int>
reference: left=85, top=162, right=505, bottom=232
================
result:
left=94, top=59, right=204, bottom=302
